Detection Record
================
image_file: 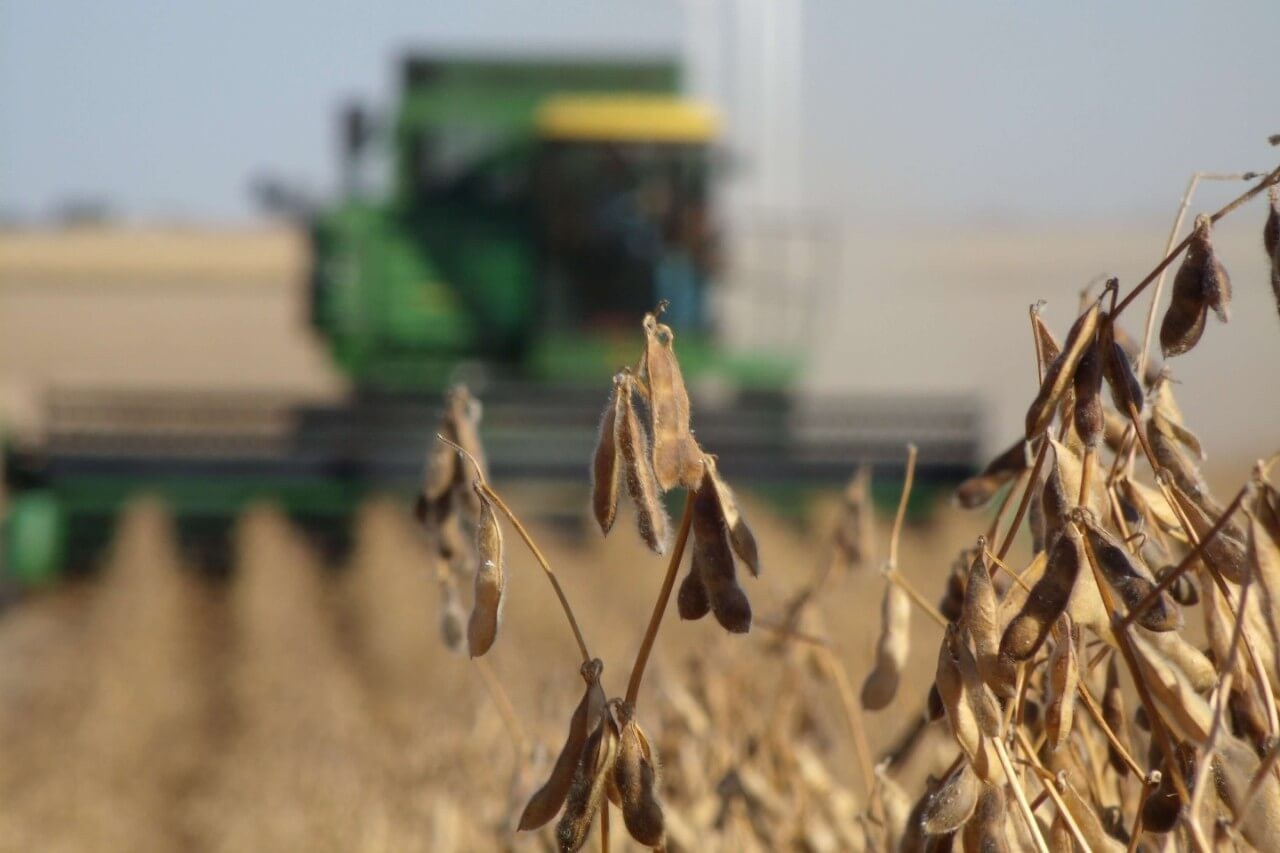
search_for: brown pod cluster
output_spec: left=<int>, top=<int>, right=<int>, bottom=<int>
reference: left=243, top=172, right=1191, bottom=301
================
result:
left=1077, top=511, right=1180, bottom=631
left=610, top=700, right=665, bottom=847
left=640, top=311, right=704, bottom=492
left=860, top=581, right=911, bottom=710
left=1161, top=214, right=1232, bottom=357
left=613, top=370, right=672, bottom=555
left=999, top=527, right=1081, bottom=663
left=678, top=459, right=756, bottom=633
left=467, top=484, right=506, bottom=657
left=1025, top=300, right=1100, bottom=439
left=955, top=440, right=1028, bottom=509
left=520, top=659, right=609, bottom=832
left=1266, top=186, right=1280, bottom=316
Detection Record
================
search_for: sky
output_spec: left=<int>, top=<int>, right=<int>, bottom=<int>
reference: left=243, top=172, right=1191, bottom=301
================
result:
left=3, top=1, right=1279, bottom=225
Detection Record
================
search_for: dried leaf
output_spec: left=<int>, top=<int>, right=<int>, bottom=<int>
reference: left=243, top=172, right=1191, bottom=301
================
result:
left=953, top=624, right=1003, bottom=738
left=1101, top=330, right=1145, bottom=417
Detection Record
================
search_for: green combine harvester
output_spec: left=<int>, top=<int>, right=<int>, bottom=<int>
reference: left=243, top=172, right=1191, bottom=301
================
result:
left=3, top=54, right=979, bottom=584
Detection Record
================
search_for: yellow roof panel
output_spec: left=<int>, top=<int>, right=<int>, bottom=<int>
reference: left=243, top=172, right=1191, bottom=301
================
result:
left=536, top=95, right=719, bottom=143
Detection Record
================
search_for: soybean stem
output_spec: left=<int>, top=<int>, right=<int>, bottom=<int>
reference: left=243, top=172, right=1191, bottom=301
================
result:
left=625, top=489, right=696, bottom=707
left=887, top=444, right=917, bottom=571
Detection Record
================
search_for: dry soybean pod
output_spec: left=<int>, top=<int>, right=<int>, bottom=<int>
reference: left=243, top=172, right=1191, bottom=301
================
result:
left=1072, top=332, right=1105, bottom=449
left=1161, top=214, right=1230, bottom=357
left=860, top=579, right=911, bottom=710
left=1025, top=300, right=1100, bottom=439
left=921, top=761, right=980, bottom=835
left=675, top=562, right=711, bottom=621
left=1078, top=511, right=1181, bottom=632
left=616, top=371, right=671, bottom=555
left=963, top=543, right=1017, bottom=699
left=704, top=455, right=759, bottom=576
left=590, top=373, right=624, bottom=535
left=555, top=711, right=620, bottom=853
left=467, top=484, right=506, bottom=657
left=519, top=659, right=607, bottom=831
left=610, top=700, right=665, bottom=847
left=690, top=473, right=751, bottom=633
left=1000, top=527, right=1081, bottom=663
left=1044, top=614, right=1079, bottom=753
left=961, top=783, right=1011, bottom=853
left=935, top=630, right=984, bottom=770
left=953, top=624, right=1002, bottom=739
left=641, top=312, right=703, bottom=491
left=956, top=439, right=1029, bottom=510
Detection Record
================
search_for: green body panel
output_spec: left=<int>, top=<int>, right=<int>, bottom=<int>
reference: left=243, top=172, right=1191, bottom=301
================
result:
left=3, top=492, right=65, bottom=585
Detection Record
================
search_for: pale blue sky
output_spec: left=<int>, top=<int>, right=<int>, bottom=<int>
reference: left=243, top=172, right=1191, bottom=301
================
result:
left=3, top=1, right=1278, bottom=224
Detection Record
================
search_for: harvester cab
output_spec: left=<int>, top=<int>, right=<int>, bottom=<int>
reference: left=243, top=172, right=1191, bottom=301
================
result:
left=311, top=56, right=739, bottom=392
